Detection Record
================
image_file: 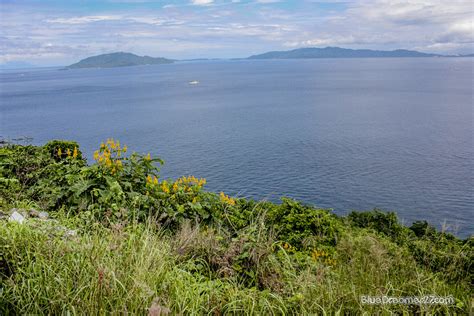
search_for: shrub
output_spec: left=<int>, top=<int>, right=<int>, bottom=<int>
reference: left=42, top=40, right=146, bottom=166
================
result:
left=347, top=209, right=411, bottom=243
left=43, top=140, right=83, bottom=161
left=267, top=198, right=342, bottom=249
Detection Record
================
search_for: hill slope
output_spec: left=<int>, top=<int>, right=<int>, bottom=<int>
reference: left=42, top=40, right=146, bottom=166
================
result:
left=248, top=47, right=441, bottom=59
left=68, top=52, right=174, bottom=69
left=0, top=139, right=472, bottom=314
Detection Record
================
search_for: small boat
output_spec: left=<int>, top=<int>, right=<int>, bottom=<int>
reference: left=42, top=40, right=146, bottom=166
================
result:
left=189, top=80, right=199, bottom=85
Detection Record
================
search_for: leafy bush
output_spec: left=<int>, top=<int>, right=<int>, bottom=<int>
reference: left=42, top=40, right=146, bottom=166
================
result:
left=267, top=198, right=342, bottom=249
left=348, top=210, right=472, bottom=282
left=410, top=220, right=438, bottom=238
left=43, top=139, right=83, bottom=161
left=347, top=209, right=411, bottom=243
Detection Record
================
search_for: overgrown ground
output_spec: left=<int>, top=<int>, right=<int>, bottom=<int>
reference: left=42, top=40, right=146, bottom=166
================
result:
left=0, top=140, right=472, bottom=314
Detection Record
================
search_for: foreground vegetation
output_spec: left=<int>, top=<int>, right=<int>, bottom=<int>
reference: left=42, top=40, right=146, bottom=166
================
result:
left=0, top=139, right=472, bottom=314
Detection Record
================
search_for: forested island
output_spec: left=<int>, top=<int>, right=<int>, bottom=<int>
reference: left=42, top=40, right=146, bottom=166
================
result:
left=67, top=52, right=174, bottom=69
left=247, top=46, right=474, bottom=59
left=0, top=139, right=472, bottom=314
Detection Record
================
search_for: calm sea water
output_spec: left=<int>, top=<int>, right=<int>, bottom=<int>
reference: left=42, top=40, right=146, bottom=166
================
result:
left=1, top=58, right=473, bottom=237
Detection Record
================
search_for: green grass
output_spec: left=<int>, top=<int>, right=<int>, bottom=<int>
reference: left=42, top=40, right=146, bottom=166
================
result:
left=0, top=140, right=472, bottom=314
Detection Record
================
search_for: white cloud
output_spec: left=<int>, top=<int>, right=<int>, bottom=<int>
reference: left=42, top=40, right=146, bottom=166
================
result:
left=285, top=0, right=474, bottom=53
left=45, top=15, right=123, bottom=24
left=190, top=0, right=214, bottom=5
left=2, top=0, right=473, bottom=65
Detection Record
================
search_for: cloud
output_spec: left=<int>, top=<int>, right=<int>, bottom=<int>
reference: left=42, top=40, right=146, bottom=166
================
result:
left=45, top=15, right=123, bottom=24
left=1, top=0, right=473, bottom=65
left=190, top=0, right=214, bottom=5
left=435, top=20, right=474, bottom=43
left=284, top=0, right=473, bottom=53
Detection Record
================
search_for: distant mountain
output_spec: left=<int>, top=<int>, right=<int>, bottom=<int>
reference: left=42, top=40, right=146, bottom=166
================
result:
left=248, top=47, right=442, bottom=59
left=0, top=61, right=36, bottom=69
left=68, top=52, right=174, bottom=69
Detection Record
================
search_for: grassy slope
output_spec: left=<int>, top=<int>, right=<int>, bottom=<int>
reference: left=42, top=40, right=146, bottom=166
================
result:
left=0, top=140, right=472, bottom=314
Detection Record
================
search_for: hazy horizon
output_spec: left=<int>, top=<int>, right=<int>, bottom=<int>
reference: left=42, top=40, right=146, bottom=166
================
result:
left=4, top=46, right=473, bottom=69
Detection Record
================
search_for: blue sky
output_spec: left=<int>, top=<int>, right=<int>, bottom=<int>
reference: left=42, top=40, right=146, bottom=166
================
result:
left=1, top=0, right=473, bottom=65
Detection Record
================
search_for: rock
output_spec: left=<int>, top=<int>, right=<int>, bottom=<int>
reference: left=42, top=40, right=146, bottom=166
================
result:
left=28, top=209, right=49, bottom=219
left=65, top=229, right=77, bottom=237
left=9, top=211, right=25, bottom=224
left=11, top=208, right=28, bottom=218
left=38, top=211, right=49, bottom=219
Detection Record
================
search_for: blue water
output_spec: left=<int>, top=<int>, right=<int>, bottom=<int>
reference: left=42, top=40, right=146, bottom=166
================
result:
left=1, top=58, right=473, bottom=237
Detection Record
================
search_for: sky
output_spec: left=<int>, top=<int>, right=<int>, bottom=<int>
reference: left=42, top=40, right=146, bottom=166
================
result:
left=1, top=0, right=473, bottom=66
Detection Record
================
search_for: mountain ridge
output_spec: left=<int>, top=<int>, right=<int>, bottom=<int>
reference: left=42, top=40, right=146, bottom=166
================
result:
left=248, top=47, right=444, bottom=59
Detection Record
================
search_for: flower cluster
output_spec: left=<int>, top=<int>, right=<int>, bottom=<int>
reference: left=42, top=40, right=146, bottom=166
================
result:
left=57, top=147, right=79, bottom=159
left=93, top=138, right=126, bottom=174
left=146, top=175, right=159, bottom=185
left=176, top=176, right=206, bottom=188
left=219, top=192, right=236, bottom=206
left=311, top=249, right=336, bottom=266
left=145, top=175, right=206, bottom=197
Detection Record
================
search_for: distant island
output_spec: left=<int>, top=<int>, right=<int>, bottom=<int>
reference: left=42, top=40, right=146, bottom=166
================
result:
left=67, top=52, right=174, bottom=69
left=247, top=47, right=445, bottom=59
left=4, top=47, right=472, bottom=70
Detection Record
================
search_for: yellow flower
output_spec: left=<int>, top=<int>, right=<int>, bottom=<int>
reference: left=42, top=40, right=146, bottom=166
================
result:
left=116, top=160, right=123, bottom=168
left=153, top=176, right=158, bottom=185
left=161, top=181, right=170, bottom=194
left=57, top=148, right=62, bottom=157
left=219, top=192, right=236, bottom=206
left=145, top=153, right=151, bottom=161
left=147, top=175, right=153, bottom=183
left=72, top=147, right=78, bottom=158
left=66, top=148, right=71, bottom=156
left=123, top=145, right=128, bottom=153
left=172, top=182, right=178, bottom=192
left=93, top=150, right=99, bottom=161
